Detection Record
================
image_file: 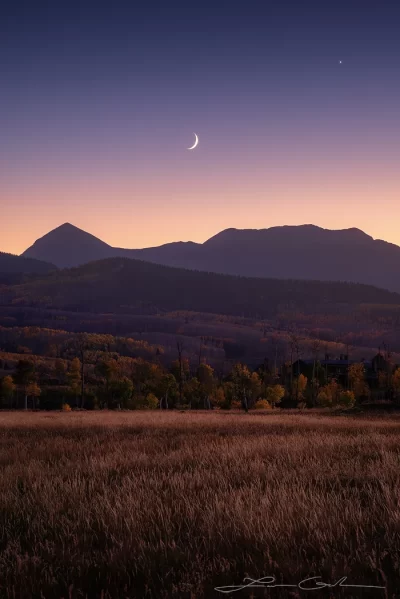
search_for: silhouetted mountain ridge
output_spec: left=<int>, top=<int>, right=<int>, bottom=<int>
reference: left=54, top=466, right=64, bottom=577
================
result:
left=23, top=223, right=114, bottom=267
left=21, top=222, right=400, bottom=293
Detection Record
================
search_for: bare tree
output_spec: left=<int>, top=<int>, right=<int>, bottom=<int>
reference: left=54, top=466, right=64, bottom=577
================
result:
left=65, top=333, right=95, bottom=408
left=198, top=339, right=203, bottom=367
left=311, top=339, right=321, bottom=406
left=289, top=333, right=302, bottom=401
left=176, top=339, right=185, bottom=406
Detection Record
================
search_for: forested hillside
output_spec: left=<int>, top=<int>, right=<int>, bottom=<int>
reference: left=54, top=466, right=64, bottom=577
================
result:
left=2, top=257, right=400, bottom=412
left=0, top=251, right=56, bottom=281
left=5, top=257, right=400, bottom=317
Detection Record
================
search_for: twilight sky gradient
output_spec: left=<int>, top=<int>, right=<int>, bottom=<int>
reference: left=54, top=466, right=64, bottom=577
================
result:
left=1, top=0, right=400, bottom=255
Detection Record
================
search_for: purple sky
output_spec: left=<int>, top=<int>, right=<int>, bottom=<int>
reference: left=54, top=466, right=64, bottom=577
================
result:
left=1, top=0, right=400, bottom=253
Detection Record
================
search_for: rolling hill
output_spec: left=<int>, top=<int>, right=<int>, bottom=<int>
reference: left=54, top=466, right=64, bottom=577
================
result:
left=7, top=257, right=400, bottom=318
left=21, top=223, right=400, bottom=293
left=0, top=252, right=56, bottom=282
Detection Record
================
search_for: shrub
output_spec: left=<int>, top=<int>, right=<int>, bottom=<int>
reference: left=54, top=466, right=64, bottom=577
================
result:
left=144, top=393, right=159, bottom=409
left=316, top=390, right=332, bottom=408
left=339, top=390, right=356, bottom=408
left=61, top=403, right=71, bottom=412
left=254, top=399, right=271, bottom=410
left=211, top=387, right=226, bottom=408
left=265, top=385, right=285, bottom=407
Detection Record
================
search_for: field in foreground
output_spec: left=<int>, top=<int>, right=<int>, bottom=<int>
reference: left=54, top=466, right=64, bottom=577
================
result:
left=0, top=412, right=399, bottom=598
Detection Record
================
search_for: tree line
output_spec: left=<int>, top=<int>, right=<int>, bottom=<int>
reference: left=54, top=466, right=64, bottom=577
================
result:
left=2, top=333, right=399, bottom=411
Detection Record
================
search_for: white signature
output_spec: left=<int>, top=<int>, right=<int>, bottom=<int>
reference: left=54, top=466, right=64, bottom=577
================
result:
left=215, top=575, right=386, bottom=593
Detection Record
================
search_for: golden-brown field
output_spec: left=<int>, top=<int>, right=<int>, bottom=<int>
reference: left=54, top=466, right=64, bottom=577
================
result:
left=0, top=411, right=399, bottom=598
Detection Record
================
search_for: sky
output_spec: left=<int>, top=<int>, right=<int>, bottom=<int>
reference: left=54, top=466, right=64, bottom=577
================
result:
left=1, top=0, right=400, bottom=254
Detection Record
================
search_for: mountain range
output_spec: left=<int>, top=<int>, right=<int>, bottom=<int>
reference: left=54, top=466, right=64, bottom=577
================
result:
left=20, top=222, right=400, bottom=293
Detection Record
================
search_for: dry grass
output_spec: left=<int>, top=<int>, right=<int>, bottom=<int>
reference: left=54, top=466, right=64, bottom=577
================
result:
left=0, top=411, right=399, bottom=598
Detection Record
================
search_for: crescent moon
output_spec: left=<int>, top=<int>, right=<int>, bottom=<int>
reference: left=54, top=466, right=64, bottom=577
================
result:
left=187, top=133, right=199, bottom=150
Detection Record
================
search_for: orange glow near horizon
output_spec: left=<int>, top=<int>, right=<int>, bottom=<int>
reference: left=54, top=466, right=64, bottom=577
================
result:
left=2, top=160, right=400, bottom=255
left=2, top=0, right=400, bottom=259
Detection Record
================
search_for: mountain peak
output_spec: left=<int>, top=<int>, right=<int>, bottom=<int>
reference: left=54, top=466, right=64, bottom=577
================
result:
left=58, top=222, right=78, bottom=230
left=22, top=223, right=113, bottom=268
left=41, top=222, right=96, bottom=237
left=204, top=224, right=372, bottom=246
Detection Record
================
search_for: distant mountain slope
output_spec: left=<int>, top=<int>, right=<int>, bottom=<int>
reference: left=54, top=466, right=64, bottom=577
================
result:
left=0, top=251, right=55, bottom=278
left=119, top=240, right=203, bottom=269
left=22, top=223, right=400, bottom=292
left=22, top=223, right=116, bottom=268
left=8, top=257, right=400, bottom=317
